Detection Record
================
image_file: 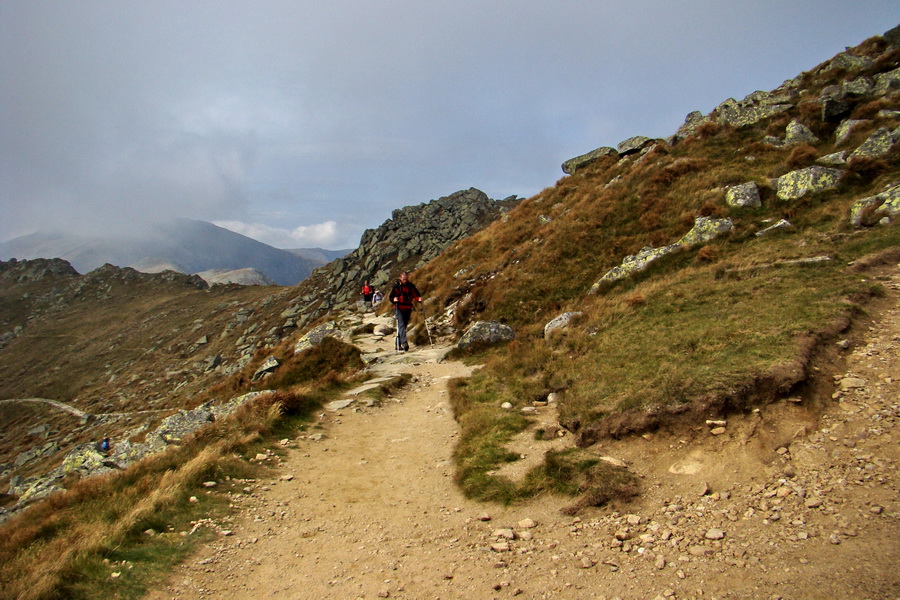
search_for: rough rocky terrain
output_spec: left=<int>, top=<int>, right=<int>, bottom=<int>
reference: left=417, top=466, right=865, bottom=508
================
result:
left=146, top=266, right=899, bottom=600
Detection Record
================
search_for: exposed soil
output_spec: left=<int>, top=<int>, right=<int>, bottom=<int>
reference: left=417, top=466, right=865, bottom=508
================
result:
left=147, top=267, right=899, bottom=600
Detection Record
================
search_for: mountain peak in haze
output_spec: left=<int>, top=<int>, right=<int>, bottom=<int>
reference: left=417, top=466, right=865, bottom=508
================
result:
left=0, top=218, right=331, bottom=286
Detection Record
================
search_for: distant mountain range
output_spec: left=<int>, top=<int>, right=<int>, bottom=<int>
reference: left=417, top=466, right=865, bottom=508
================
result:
left=0, top=219, right=350, bottom=286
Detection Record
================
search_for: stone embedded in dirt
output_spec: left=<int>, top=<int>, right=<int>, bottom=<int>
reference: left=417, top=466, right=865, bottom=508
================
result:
left=840, top=377, right=867, bottom=390
left=254, top=453, right=267, bottom=461
left=706, top=419, right=727, bottom=427
left=805, top=498, right=823, bottom=508
left=501, top=402, right=513, bottom=410
left=202, top=481, right=217, bottom=488
left=870, top=505, right=884, bottom=514
left=705, top=528, right=726, bottom=540
left=699, top=481, right=711, bottom=496
left=280, top=474, right=294, bottom=481
left=478, top=512, right=492, bottom=521
left=493, top=528, right=515, bottom=540
left=689, top=545, right=714, bottom=556
left=490, top=541, right=510, bottom=552
left=655, top=555, right=667, bottom=570
left=626, top=514, right=642, bottom=525
left=517, top=518, right=536, bottom=529
left=580, top=557, right=595, bottom=569
left=710, top=427, right=727, bottom=435
left=600, top=456, right=627, bottom=468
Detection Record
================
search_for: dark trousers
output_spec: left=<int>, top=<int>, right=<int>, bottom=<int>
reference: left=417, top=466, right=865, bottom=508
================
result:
left=395, top=307, right=412, bottom=349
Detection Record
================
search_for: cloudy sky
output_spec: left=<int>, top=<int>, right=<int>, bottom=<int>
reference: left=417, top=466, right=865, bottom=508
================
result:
left=2, top=2, right=898, bottom=249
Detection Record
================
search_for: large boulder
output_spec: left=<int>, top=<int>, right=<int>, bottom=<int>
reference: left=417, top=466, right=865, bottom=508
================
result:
left=562, top=147, right=618, bottom=174
left=457, top=321, right=515, bottom=350
left=775, top=166, right=843, bottom=200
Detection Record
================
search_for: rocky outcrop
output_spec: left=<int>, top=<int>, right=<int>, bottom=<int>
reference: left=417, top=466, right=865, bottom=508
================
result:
left=278, top=188, right=519, bottom=326
left=562, top=147, right=618, bottom=174
left=457, top=321, right=516, bottom=350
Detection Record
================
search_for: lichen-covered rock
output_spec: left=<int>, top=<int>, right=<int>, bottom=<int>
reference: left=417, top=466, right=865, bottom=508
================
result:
left=775, top=166, right=843, bottom=200
left=252, top=356, right=280, bottom=380
left=827, top=52, right=873, bottom=72
left=672, top=110, right=711, bottom=142
left=62, top=444, right=112, bottom=476
left=821, top=97, right=852, bottom=123
left=849, top=127, right=899, bottom=159
left=835, top=119, right=869, bottom=145
left=544, top=312, right=584, bottom=338
left=591, top=245, right=680, bottom=290
left=457, top=321, right=515, bottom=350
left=817, top=151, right=849, bottom=166
left=715, top=97, right=791, bottom=128
left=155, top=405, right=215, bottom=444
left=561, top=147, right=618, bottom=174
left=785, top=120, right=819, bottom=145
left=676, top=216, right=734, bottom=246
left=842, top=76, right=874, bottom=98
left=294, top=321, right=342, bottom=353
left=616, top=136, right=654, bottom=155
left=874, top=67, right=900, bottom=97
left=725, top=182, right=762, bottom=207
left=756, top=219, right=794, bottom=237
left=590, top=217, right=733, bottom=291
left=850, top=184, right=900, bottom=227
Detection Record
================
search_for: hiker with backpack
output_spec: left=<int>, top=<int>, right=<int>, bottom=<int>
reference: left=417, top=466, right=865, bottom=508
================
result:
left=390, top=271, right=421, bottom=351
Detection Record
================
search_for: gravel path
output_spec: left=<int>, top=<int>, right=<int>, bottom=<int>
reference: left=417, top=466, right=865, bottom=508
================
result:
left=147, top=270, right=900, bottom=600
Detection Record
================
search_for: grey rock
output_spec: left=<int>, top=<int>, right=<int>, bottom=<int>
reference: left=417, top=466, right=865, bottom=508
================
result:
left=874, top=67, right=900, bottom=97
left=849, top=184, right=900, bottom=227
left=252, top=356, right=280, bottom=380
left=835, top=120, right=869, bottom=145
left=617, top=136, right=654, bottom=155
left=785, top=120, right=819, bottom=145
left=725, top=182, right=762, bottom=208
left=457, top=321, right=515, bottom=350
left=817, top=151, right=849, bottom=166
left=849, top=127, right=899, bottom=159
left=756, top=219, right=794, bottom=237
left=544, top=311, right=584, bottom=338
left=561, top=147, right=618, bottom=174
left=775, top=166, right=843, bottom=200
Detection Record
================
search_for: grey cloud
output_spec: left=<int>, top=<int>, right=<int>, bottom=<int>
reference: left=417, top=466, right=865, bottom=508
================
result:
left=2, top=0, right=899, bottom=246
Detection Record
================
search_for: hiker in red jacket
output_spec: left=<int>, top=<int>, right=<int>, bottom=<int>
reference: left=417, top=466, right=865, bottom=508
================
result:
left=389, top=271, right=421, bottom=351
left=360, top=280, right=374, bottom=310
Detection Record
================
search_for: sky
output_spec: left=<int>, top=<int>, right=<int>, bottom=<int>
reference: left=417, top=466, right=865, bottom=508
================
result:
left=2, top=2, right=899, bottom=250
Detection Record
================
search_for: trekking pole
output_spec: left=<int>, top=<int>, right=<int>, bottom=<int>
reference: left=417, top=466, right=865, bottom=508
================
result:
left=394, top=304, right=401, bottom=353
left=417, top=302, right=434, bottom=347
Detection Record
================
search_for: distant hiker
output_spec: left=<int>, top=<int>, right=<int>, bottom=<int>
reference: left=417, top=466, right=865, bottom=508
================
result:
left=390, top=271, right=421, bottom=351
left=100, top=437, right=110, bottom=453
left=372, top=289, right=383, bottom=306
left=360, top=280, right=374, bottom=310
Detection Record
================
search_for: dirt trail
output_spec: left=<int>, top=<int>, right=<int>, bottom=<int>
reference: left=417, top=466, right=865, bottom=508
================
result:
left=148, top=270, right=900, bottom=600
